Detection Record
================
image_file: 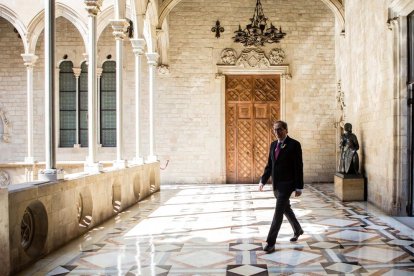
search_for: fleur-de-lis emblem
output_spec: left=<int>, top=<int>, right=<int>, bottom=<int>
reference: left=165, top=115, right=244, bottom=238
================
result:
left=211, top=20, right=224, bottom=38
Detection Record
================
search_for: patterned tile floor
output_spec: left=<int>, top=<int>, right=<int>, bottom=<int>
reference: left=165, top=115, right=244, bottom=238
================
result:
left=19, top=184, right=414, bottom=275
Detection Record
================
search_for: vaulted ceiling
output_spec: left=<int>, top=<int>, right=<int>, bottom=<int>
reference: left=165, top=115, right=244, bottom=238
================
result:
left=158, top=0, right=345, bottom=31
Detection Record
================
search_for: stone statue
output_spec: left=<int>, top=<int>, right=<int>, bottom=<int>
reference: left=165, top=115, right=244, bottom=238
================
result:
left=338, top=123, right=360, bottom=174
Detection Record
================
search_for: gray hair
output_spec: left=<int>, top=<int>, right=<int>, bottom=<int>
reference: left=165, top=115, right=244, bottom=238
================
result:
left=274, top=120, right=288, bottom=130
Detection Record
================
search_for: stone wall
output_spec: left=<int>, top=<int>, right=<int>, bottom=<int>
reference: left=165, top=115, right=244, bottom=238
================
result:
left=157, top=0, right=337, bottom=183
left=0, top=18, right=27, bottom=161
left=0, top=188, right=10, bottom=276
left=339, top=0, right=404, bottom=214
left=6, top=162, right=160, bottom=275
left=0, top=0, right=337, bottom=185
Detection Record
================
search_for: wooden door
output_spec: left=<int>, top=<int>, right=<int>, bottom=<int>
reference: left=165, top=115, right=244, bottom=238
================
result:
left=226, top=75, right=280, bottom=184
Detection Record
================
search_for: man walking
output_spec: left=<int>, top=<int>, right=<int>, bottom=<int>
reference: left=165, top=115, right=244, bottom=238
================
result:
left=259, top=120, right=304, bottom=253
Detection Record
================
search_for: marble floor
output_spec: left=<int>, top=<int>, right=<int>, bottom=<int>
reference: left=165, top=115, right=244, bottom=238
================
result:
left=19, top=184, right=414, bottom=276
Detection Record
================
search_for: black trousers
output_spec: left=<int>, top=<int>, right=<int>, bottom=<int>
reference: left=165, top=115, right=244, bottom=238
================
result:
left=266, top=190, right=302, bottom=246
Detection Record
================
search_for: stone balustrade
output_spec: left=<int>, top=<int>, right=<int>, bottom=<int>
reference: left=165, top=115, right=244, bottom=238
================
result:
left=0, top=162, right=160, bottom=275
left=0, top=162, right=114, bottom=186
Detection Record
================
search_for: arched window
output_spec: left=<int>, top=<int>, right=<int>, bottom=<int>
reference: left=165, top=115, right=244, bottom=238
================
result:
left=79, top=61, right=88, bottom=147
left=59, top=61, right=76, bottom=147
left=100, top=61, right=117, bottom=147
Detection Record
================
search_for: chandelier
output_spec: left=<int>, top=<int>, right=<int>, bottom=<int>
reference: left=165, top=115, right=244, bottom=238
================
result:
left=233, top=0, right=286, bottom=46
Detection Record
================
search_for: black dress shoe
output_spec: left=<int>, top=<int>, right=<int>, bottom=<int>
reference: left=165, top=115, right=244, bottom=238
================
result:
left=263, top=244, right=275, bottom=253
left=290, top=229, right=304, bottom=242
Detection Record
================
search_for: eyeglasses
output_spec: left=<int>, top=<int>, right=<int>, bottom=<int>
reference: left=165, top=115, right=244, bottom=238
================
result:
left=273, top=127, right=286, bottom=132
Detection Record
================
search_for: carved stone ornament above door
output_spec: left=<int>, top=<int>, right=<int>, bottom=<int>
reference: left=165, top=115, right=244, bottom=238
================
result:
left=0, top=109, right=11, bottom=143
left=218, top=47, right=286, bottom=68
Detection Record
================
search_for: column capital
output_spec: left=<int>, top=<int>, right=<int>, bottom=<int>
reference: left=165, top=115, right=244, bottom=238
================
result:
left=21, top=53, right=38, bottom=67
left=96, top=67, right=103, bottom=77
left=110, top=19, right=129, bottom=40
left=156, top=27, right=164, bottom=39
left=130, top=38, right=146, bottom=55
left=84, top=0, right=103, bottom=16
left=73, top=67, right=82, bottom=78
left=157, top=64, right=170, bottom=75
left=146, top=52, right=159, bottom=66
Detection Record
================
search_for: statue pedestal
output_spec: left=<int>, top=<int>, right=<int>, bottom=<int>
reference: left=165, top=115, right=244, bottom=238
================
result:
left=334, top=173, right=365, bottom=201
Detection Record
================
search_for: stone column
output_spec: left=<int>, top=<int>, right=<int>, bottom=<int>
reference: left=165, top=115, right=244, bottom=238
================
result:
left=40, top=0, right=60, bottom=181
left=21, top=53, right=38, bottom=163
left=146, top=53, right=159, bottom=163
left=84, top=0, right=103, bottom=173
left=130, top=39, right=145, bottom=164
left=72, top=67, right=81, bottom=148
left=96, top=67, right=102, bottom=146
left=111, top=19, right=129, bottom=168
left=0, top=187, right=10, bottom=276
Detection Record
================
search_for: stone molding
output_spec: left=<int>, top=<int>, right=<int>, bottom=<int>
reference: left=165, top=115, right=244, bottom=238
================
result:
left=72, top=67, right=82, bottom=78
left=0, top=110, right=11, bottom=143
left=0, top=170, right=10, bottom=187
left=146, top=53, right=159, bottom=66
left=218, top=47, right=287, bottom=68
left=96, top=67, right=103, bottom=77
left=130, top=38, right=146, bottom=55
left=110, top=19, right=129, bottom=40
left=215, top=72, right=225, bottom=79
left=335, top=80, right=346, bottom=129
left=21, top=54, right=38, bottom=67
left=281, top=73, right=292, bottom=80
left=387, top=16, right=399, bottom=30
left=84, top=0, right=103, bottom=16
left=217, top=48, right=291, bottom=79
left=269, top=48, right=286, bottom=65
left=157, top=64, right=170, bottom=75
left=219, top=48, right=237, bottom=65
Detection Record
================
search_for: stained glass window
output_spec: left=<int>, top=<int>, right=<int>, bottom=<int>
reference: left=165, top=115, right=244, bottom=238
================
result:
left=59, top=61, right=76, bottom=147
left=100, top=61, right=117, bottom=147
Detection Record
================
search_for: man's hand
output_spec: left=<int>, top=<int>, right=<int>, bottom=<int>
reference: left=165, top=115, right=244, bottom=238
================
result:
left=259, top=182, right=264, bottom=192
left=295, top=190, right=302, bottom=197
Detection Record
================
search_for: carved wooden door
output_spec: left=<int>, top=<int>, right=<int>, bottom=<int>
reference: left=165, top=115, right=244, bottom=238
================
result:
left=226, top=75, right=280, bottom=184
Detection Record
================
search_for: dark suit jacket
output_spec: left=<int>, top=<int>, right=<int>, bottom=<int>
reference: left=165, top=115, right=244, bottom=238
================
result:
left=260, top=136, right=304, bottom=194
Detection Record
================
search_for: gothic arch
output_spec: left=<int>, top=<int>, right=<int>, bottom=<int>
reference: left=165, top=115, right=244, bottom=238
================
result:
left=97, top=6, right=115, bottom=40
left=97, top=6, right=136, bottom=42
left=143, top=0, right=159, bottom=53
left=27, top=3, right=87, bottom=54
left=0, top=4, right=28, bottom=53
left=158, top=0, right=345, bottom=32
left=319, top=0, right=344, bottom=31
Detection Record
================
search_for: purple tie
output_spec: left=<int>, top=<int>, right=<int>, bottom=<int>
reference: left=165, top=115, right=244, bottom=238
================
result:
left=275, top=142, right=281, bottom=160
